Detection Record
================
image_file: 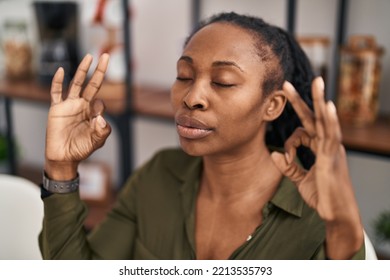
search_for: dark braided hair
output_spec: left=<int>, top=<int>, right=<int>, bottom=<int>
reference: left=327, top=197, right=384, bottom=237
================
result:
left=185, top=12, right=315, bottom=169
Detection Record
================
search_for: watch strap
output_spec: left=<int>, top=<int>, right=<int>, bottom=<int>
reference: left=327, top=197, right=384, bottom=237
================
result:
left=42, top=171, right=80, bottom=194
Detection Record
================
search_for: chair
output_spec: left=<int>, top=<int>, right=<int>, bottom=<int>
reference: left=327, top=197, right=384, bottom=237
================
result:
left=364, top=230, right=378, bottom=260
left=0, top=174, right=44, bottom=259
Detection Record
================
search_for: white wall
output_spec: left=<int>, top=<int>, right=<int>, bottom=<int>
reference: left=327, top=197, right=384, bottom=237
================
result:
left=131, top=0, right=192, bottom=87
left=347, top=152, right=390, bottom=242
left=200, top=0, right=286, bottom=26
left=1, top=0, right=390, bottom=250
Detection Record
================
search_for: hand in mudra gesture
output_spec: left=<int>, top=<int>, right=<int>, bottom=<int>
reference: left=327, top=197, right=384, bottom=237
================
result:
left=271, top=77, right=363, bottom=259
left=45, top=54, right=111, bottom=180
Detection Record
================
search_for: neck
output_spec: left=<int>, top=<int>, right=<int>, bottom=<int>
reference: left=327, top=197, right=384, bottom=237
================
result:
left=201, top=142, right=282, bottom=202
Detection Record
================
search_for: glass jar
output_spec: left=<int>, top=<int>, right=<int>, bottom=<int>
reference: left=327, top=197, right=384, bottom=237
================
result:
left=298, top=36, right=330, bottom=83
left=2, top=20, right=32, bottom=80
left=337, top=35, right=384, bottom=126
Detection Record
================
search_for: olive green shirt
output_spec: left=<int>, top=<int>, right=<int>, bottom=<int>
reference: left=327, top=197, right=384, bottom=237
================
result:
left=39, top=148, right=364, bottom=260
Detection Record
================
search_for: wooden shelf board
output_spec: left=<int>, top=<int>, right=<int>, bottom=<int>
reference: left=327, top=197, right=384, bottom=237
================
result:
left=0, top=79, right=173, bottom=119
left=1, top=78, right=390, bottom=156
left=340, top=116, right=390, bottom=156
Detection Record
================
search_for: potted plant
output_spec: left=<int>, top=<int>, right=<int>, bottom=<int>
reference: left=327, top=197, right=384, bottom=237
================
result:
left=0, top=133, right=8, bottom=172
left=373, top=210, right=390, bottom=259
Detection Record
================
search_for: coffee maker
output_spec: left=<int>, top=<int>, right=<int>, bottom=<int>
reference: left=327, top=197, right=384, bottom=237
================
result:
left=33, top=1, right=79, bottom=85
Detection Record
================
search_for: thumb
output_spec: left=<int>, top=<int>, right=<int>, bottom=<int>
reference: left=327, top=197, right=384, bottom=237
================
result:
left=271, top=151, right=306, bottom=185
left=91, top=115, right=111, bottom=149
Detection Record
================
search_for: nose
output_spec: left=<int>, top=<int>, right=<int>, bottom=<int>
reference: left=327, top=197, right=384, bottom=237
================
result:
left=183, top=81, right=208, bottom=110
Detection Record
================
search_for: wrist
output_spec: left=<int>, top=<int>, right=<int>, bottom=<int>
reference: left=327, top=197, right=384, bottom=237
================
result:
left=44, top=160, right=79, bottom=181
left=325, top=220, right=364, bottom=259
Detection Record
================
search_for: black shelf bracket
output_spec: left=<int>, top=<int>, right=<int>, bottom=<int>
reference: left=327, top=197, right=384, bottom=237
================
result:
left=330, top=0, right=349, bottom=101
left=3, top=97, right=17, bottom=175
left=192, top=0, right=202, bottom=30
left=114, top=0, right=134, bottom=187
left=286, top=0, right=297, bottom=35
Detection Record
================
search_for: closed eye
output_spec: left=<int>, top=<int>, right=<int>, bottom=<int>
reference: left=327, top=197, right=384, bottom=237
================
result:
left=176, top=77, right=192, bottom=82
left=212, top=82, right=235, bottom=88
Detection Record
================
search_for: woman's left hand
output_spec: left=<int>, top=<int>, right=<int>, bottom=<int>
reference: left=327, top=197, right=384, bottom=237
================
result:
left=271, top=77, right=364, bottom=259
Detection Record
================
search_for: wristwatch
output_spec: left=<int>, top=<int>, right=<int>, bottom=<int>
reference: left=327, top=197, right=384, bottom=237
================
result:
left=42, top=171, right=80, bottom=194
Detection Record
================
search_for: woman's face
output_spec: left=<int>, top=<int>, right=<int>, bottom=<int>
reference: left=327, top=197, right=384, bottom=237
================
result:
left=171, top=22, right=274, bottom=157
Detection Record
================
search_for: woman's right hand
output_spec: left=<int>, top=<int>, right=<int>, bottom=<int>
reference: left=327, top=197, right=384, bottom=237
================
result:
left=271, top=77, right=363, bottom=259
left=44, top=54, right=111, bottom=180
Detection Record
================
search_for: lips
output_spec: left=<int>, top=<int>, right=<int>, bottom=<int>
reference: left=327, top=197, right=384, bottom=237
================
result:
left=175, top=114, right=213, bottom=139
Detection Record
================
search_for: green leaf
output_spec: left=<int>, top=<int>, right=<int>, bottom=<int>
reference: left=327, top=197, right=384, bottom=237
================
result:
left=373, top=210, right=390, bottom=242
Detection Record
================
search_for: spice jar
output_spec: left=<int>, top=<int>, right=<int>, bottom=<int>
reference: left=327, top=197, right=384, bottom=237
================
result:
left=2, top=20, right=32, bottom=80
left=337, top=35, right=384, bottom=126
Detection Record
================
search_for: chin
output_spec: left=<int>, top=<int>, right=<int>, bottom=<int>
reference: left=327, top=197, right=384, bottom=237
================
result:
left=179, top=143, right=204, bottom=157
left=179, top=138, right=213, bottom=157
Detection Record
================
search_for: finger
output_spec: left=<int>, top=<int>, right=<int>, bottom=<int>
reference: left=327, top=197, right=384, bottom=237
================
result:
left=50, top=67, right=64, bottom=105
left=312, top=77, right=327, bottom=143
left=271, top=151, right=307, bottom=185
left=82, top=53, right=110, bottom=102
left=90, top=99, right=106, bottom=118
left=90, top=115, right=111, bottom=150
left=283, top=81, right=316, bottom=136
left=67, top=54, right=93, bottom=99
left=284, top=127, right=316, bottom=164
left=323, top=101, right=342, bottom=153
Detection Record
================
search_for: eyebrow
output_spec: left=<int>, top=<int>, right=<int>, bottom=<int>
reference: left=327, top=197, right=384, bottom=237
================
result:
left=212, top=61, right=245, bottom=73
left=178, top=56, right=193, bottom=64
left=178, top=56, right=245, bottom=73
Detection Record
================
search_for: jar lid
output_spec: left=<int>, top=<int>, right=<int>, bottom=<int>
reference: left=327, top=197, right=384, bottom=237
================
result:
left=297, top=36, right=330, bottom=46
left=342, top=35, right=384, bottom=56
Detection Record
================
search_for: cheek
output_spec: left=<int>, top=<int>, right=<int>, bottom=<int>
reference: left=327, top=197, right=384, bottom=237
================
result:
left=170, top=82, right=184, bottom=111
left=218, top=95, right=267, bottom=145
left=215, top=107, right=263, bottom=150
left=219, top=94, right=264, bottom=129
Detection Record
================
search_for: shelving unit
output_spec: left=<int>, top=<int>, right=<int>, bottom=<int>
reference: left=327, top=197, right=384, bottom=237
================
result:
left=1, top=0, right=389, bottom=188
left=0, top=0, right=390, bottom=184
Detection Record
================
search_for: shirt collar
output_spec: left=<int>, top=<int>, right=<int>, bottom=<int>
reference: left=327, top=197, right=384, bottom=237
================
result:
left=269, top=176, right=305, bottom=218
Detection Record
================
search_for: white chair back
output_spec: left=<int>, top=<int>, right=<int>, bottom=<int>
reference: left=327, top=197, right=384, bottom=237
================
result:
left=364, top=230, right=378, bottom=260
left=0, top=174, right=43, bottom=259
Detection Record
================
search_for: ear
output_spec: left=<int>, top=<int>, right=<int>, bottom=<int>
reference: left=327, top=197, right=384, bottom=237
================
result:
left=263, top=90, right=287, bottom=122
